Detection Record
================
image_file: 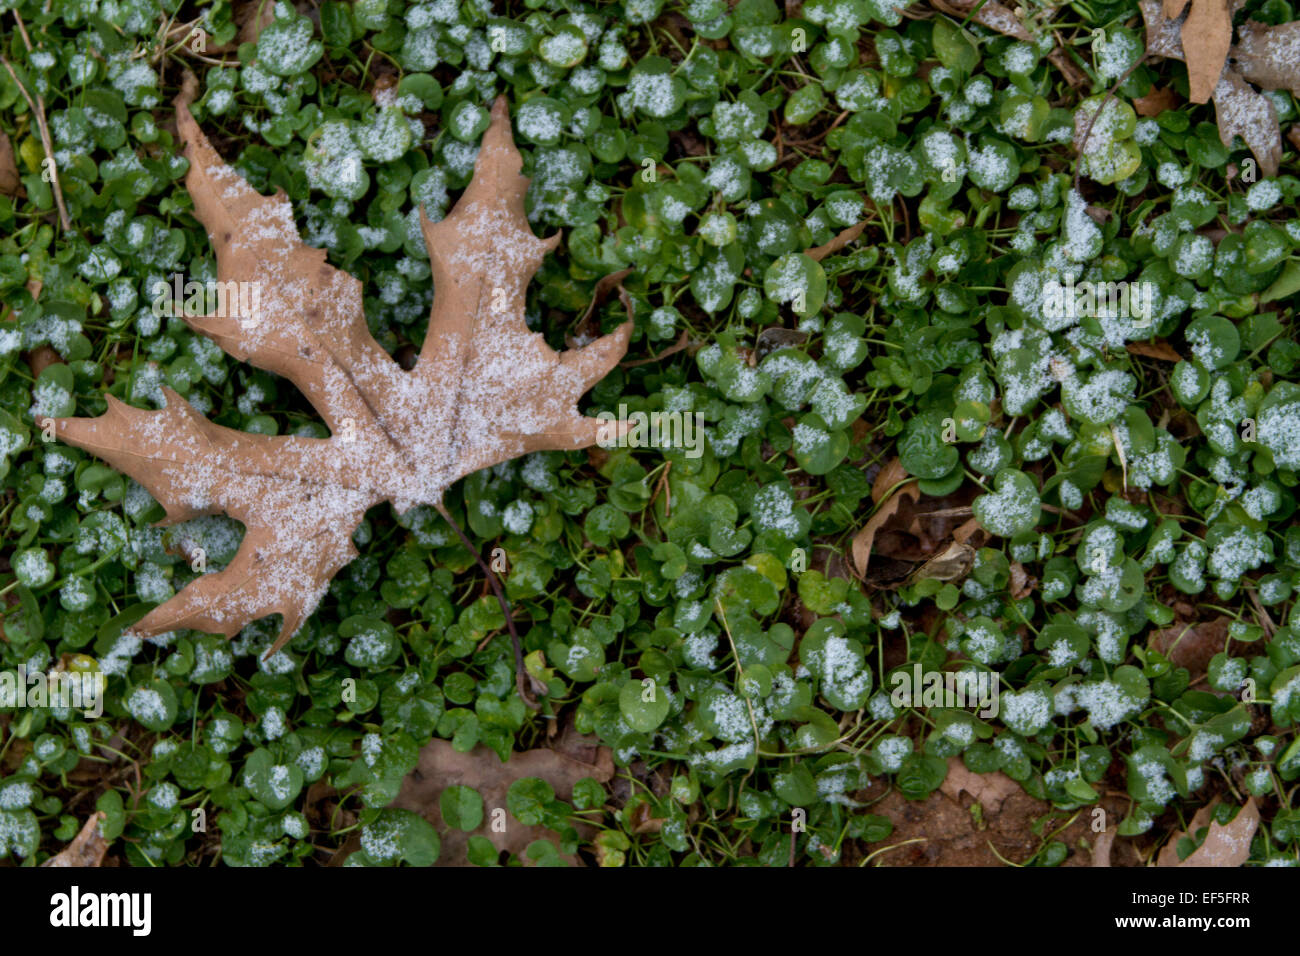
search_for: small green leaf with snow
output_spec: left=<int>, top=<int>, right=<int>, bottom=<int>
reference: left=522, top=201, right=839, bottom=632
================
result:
left=126, top=678, right=177, bottom=732
left=791, top=413, right=848, bottom=475
left=1000, top=683, right=1053, bottom=736
left=342, top=617, right=401, bottom=669
left=360, top=808, right=440, bottom=865
left=0, top=808, right=39, bottom=859
left=799, top=619, right=873, bottom=711
left=243, top=747, right=304, bottom=811
left=626, top=56, right=685, bottom=118
left=13, top=547, right=55, bottom=588
left=1184, top=316, right=1240, bottom=371
left=764, top=253, right=827, bottom=318
left=1063, top=369, right=1135, bottom=426
left=537, top=25, right=588, bottom=68
left=968, top=136, right=1020, bottom=192
left=1258, top=383, right=1300, bottom=471
left=973, top=469, right=1041, bottom=537
left=256, top=8, right=323, bottom=77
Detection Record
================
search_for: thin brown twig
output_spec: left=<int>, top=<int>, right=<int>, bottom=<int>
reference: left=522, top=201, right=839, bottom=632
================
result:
left=12, top=8, right=36, bottom=49
left=620, top=328, right=691, bottom=367
left=648, top=459, right=672, bottom=518
left=3, top=11, right=71, bottom=231
left=1039, top=502, right=1085, bottom=521
left=786, top=109, right=849, bottom=149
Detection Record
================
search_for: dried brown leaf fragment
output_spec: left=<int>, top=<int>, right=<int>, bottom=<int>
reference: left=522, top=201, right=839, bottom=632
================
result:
left=1156, top=798, right=1259, bottom=866
left=41, top=812, right=110, bottom=868
left=387, top=738, right=614, bottom=866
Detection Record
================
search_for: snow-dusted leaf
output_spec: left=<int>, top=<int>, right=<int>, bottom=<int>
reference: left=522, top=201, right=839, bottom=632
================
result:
left=1232, top=20, right=1300, bottom=96
left=1143, top=0, right=1187, bottom=58
left=1141, top=0, right=1283, bottom=174
left=973, top=469, right=1042, bottom=538
left=935, top=0, right=1031, bottom=41
left=48, top=95, right=631, bottom=656
left=1213, top=69, right=1282, bottom=178
left=1172, top=0, right=1234, bottom=103
left=1157, top=798, right=1260, bottom=866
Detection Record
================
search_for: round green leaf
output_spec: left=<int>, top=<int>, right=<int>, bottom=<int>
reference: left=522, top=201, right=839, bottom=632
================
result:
left=619, top=678, right=672, bottom=732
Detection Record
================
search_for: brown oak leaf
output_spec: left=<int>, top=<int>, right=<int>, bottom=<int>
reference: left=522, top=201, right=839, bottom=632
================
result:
left=851, top=479, right=919, bottom=579
left=1231, top=20, right=1300, bottom=96
left=1141, top=0, right=1290, bottom=176
left=47, top=96, right=631, bottom=656
left=1213, top=68, right=1283, bottom=177
left=1163, top=0, right=1234, bottom=104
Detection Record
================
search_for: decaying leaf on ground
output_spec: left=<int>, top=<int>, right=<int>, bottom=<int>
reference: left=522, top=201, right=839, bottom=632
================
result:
left=940, top=758, right=1020, bottom=813
left=0, top=130, right=19, bottom=196
left=933, top=0, right=1031, bottom=41
left=870, top=456, right=909, bottom=504
left=1008, top=561, right=1035, bottom=600
left=1141, top=0, right=1299, bottom=176
left=1247, top=587, right=1278, bottom=639
left=1126, top=339, right=1185, bottom=362
left=851, top=480, right=920, bottom=579
left=928, top=0, right=1089, bottom=88
left=1091, top=826, right=1117, bottom=866
left=1156, top=798, right=1259, bottom=866
left=385, top=737, right=614, bottom=866
left=852, top=462, right=986, bottom=587
left=40, top=812, right=109, bottom=867
left=1213, top=69, right=1284, bottom=177
left=235, top=0, right=276, bottom=45
left=903, top=540, right=976, bottom=587
left=1231, top=19, right=1300, bottom=95
left=46, top=94, right=631, bottom=660
left=805, top=220, right=871, bottom=262
left=569, top=266, right=632, bottom=339
left=1163, top=0, right=1234, bottom=103
left=1148, top=615, right=1230, bottom=679
left=1133, top=86, right=1180, bottom=116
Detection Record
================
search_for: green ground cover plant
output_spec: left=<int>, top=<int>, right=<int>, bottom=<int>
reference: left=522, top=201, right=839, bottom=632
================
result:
left=1, top=0, right=1299, bottom=867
